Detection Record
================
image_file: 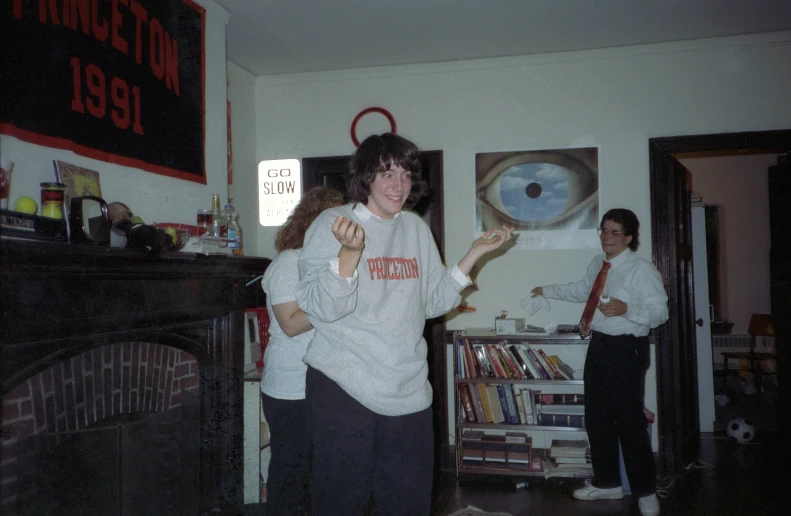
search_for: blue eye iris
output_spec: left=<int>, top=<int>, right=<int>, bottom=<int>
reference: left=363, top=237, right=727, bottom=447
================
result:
left=486, top=162, right=571, bottom=222
left=476, top=149, right=598, bottom=231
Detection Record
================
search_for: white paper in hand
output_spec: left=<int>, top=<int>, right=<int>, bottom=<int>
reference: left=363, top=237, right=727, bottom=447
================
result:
left=520, top=295, right=551, bottom=316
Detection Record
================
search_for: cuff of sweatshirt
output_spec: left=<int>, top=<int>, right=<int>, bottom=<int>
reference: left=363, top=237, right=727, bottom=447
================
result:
left=329, top=257, right=358, bottom=284
left=451, top=264, right=472, bottom=289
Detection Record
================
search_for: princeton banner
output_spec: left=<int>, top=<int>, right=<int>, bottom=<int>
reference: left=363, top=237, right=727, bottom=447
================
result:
left=0, top=0, right=206, bottom=183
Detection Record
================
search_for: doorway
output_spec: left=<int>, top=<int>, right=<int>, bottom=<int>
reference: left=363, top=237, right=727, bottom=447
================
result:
left=683, top=154, right=780, bottom=434
left=649, top=129, right=791, bottom=479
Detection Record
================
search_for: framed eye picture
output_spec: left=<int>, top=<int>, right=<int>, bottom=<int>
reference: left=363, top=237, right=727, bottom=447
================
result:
left=53, top=160, right=103, bottom=217
left=475, top=147, right=600, bottom=250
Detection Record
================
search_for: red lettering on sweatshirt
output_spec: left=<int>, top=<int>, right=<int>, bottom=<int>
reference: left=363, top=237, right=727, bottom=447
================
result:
left=366, top=256, right=419, bottom=281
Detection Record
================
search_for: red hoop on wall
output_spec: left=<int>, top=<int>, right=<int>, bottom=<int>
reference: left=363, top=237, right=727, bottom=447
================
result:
left=350, top=107, right=397, bottom=147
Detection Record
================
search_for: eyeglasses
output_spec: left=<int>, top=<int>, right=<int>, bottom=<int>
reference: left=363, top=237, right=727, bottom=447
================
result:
left=597, top=228, right=625, bottom=237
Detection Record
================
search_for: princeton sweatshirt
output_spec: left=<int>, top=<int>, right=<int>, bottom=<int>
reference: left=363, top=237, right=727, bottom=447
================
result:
left=296, top=203, right=470, bottom=416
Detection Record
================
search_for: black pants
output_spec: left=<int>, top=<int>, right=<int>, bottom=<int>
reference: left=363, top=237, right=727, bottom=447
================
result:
left=584, top=331, right=656, bottom=497
left=306, top=367, right=434, bottom=516
left=260, top=393, right=311, bottom=516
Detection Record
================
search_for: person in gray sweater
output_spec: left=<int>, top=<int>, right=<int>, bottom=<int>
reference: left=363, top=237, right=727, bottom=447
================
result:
left=296, top=133, right=512, bottom=516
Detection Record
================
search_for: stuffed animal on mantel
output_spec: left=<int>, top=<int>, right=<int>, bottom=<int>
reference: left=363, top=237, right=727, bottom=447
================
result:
left=108, top=201, right=175, bottom=255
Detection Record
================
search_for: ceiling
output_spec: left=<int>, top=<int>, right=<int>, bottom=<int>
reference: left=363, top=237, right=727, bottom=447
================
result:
left=216, top=0, right=791, bottom=76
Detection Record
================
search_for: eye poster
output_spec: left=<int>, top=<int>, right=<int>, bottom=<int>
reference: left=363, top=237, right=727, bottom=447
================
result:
left=475, top=147, right=599, bottom=250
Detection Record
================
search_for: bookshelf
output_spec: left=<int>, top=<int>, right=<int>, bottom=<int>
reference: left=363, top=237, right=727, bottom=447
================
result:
left=453, top=329, right=590, bottom=477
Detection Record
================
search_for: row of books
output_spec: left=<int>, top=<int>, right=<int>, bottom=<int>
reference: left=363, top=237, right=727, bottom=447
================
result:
left=546, top=439, right=592, bottom=471
left=460, top=431, right=541, bottom=471
left=456, top=339, right=576, bottom=381
left=458, top=383, right=586, bottom=427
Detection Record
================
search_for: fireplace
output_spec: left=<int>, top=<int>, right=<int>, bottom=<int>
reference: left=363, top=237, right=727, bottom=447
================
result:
left=1, top=240, right=270, bottom=515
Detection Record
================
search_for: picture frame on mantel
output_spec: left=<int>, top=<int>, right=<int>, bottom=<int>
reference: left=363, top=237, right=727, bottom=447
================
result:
left=53, top=160, right=103, bottom=220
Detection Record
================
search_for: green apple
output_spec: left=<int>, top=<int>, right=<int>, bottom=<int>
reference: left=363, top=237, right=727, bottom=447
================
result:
left=14, top=196, right=38, bottom=215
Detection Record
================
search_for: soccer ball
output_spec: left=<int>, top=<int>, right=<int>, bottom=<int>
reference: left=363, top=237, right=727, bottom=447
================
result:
left=726, top=418, right=755, bottom=444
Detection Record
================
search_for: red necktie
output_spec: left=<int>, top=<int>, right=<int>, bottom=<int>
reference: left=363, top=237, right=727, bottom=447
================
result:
left=579, top=261, right=611, bottom=338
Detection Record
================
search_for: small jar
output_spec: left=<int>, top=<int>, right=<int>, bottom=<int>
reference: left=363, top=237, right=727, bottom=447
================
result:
left=197, top=209, right=213, bottom=228
left=40, top=182, right=65, bottom=220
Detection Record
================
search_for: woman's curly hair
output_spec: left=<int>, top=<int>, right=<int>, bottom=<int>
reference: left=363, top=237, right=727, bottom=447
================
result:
left=275, top=186, right=344, bottom=252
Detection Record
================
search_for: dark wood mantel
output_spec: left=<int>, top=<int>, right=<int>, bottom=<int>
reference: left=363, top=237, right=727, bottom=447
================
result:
left=1, top=239, right=271, bottom=515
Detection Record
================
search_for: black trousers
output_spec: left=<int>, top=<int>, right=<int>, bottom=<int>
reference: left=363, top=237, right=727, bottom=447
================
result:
left=306, top=367, right=434, bottom=516
left=260, top=393, right=311, bottom=516
left=584, top=331, right=656, bottom=497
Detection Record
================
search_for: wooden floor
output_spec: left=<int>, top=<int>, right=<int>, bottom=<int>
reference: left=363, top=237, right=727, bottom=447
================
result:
left=433, top=431, right=786, bottom=516
left=244, top=430, right=788, bottom=515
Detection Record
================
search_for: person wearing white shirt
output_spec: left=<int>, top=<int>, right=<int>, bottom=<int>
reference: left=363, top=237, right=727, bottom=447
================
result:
left=260, top=186, right=344, bottom=516
left=532, top=208, right=668, bottom=516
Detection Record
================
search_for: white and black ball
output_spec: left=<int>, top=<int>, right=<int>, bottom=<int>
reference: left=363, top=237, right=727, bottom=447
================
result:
left=726, top=417, right=755, bottom=444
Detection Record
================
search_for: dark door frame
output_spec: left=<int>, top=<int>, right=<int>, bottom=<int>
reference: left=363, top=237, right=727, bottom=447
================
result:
left=649, top=129, right=791, bottom=477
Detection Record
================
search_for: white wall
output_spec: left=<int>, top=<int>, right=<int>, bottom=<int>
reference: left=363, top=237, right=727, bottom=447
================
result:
left=683, top=154, right=778, bottom=335
left=250, top=30, right=791, bottom=329
left=227, top=61, right=259, bottom=255
left=0, top=0, right=230, bottom=227
left=245, top=31, right=791, bottom=447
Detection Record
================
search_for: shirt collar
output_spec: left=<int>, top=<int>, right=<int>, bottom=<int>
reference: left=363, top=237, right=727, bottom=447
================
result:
left=352, top=202, right=400, bottom=222
left=607, top=248, right=633, bottom=267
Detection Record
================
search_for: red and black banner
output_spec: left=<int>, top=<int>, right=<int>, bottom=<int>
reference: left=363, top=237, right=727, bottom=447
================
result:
left=0, top=0, right=206, bottom=183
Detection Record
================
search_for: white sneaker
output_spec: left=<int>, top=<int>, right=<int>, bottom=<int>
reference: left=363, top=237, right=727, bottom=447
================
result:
left=573, top=483, right=624, bottom=500
left=638, top=493, right=660, bottom=516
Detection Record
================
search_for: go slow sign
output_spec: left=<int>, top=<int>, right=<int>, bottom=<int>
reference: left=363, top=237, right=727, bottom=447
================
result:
left=258, top=159, right=302, bottom=226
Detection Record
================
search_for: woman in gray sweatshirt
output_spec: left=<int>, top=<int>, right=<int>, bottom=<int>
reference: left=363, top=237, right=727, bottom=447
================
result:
left=296, top=133, right=512, bottom=516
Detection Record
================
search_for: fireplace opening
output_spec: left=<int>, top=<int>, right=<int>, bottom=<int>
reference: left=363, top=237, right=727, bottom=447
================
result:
left=2, top=342, right=201, bottom=516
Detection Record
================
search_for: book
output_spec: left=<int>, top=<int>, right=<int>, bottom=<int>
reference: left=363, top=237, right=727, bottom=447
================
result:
left=496, top=343, right=524, bottom=379
left=505, top=431, right=528, bottom=443
left=514, top=392, right=527, bottom=425
left=540, top=404, right=584, bottom=415
left=468, top=381, right=486, bottom=423
left=461, top=441, right=484, bottom=461
left=549, top=354, right=576, bottom=380
left=549, top=439, right=589, bottom=457
left=494, top=384, right=513, bottom=424
left=508, top=345, right=535, bottom=379
left=536, top=348, right=563, bottom=380
left=522, top=387, right=535, bottom=424
left=485, top=345, right=509, bottom=378
left=476, top=383, right=493, bottom=423
left=486, top=385, right=506, bottom=423
left=456, top=339, right=463, bottom=377
left=458, top=383, right=477, bottom=422
left=553, top=456, right=589, bottom=464
left=473, top=345, right=494, bottom=377
left=462, top=430, right=485, bottom=440
left=531, top=389, right=541, bottom=418
left=461, top=339, right=478, bottom=378
left=539, top=393, right=584, bottom=404
left=539, top=414, right=585, bottom=428
left=550, top=460, right=593, bottom=470
left=513, top=345, right=541, bottom=379
left=525, top=347, right=552, bottom=379
left=500, top=383, right=519, bottom=424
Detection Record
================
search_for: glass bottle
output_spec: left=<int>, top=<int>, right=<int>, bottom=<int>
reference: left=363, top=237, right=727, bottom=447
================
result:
left=224, top=201, right=243, bottom=256
left=210, top=193, right=227, bottom=243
